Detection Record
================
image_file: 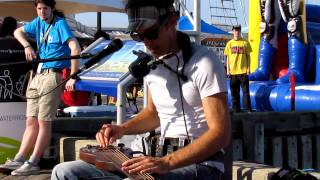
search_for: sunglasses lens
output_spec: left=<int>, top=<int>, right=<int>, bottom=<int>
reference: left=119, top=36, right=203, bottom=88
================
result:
left=130, top=26, right=160, bottom=42
left=130, top=32, right=143, bottom=42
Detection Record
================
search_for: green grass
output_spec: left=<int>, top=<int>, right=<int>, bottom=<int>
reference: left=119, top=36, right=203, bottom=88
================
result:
left=0, top=137, right=21, bottom=164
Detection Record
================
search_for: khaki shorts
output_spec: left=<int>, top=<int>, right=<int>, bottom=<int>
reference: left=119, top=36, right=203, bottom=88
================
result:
left=26, top=71, right=63, bottom=121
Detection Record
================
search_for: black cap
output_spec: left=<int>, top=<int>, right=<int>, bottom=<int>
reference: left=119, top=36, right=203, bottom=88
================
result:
left=126, top=0, right=174, bottom=9
left=232, top=25, right=241, bottom=31
left=125, top=0, right=176, bottom=31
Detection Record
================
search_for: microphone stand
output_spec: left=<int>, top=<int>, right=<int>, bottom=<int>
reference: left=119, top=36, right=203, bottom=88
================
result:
left=0, top=53, right=94, bottom=66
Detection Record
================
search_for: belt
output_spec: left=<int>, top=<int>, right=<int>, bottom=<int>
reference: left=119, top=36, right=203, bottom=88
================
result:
left=39, top=68, right=62, bottom=74
left=151, top=136, right=191, bottom=157
left=151, top=136, right=225, bottom=161
left=161, top=137, right=191, bottom=147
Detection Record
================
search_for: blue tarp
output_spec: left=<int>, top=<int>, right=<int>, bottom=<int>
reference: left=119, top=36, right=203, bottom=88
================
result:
left=178, top=16, right=229, bottom=35
left=306, top=4, right=320, bottom=23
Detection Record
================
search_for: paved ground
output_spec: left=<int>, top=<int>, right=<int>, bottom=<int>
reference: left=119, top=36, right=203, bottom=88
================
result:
left=0, top=170, right=51, bottom=180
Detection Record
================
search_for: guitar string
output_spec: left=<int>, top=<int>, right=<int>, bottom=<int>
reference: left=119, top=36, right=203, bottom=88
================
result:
left=98, top=147, right=154, bottom=180
left=104, top=148, right=145, bottom=180
left=113, top=148, right=154, bottom=180
left=112, top=149, right=151, bottom=179
left=109, top=149, right=151, bottom=180
left=110, top=149, right=148, bottom=180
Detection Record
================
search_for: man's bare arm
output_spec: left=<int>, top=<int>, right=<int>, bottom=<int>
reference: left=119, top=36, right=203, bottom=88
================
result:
left=121, top=89, right=160, bottom=135
left=14, top=27, right=37, bottom=61
left=67, top=38, right=81, bottom=74
left=161, top=92, right=231, bottom=170
left=65, top=37, right=81, bottom=91
left=226, top=57, right=230, bottom=76
left=14, top=27, right=31, bottom=48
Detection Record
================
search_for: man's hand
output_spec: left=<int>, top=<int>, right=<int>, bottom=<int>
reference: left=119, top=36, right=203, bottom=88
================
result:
left=24, top=46, right=36, bottom=62
left=65, top=78, right=76, bottom=91
left=121, top=156, right=171, bottom=175
left=95, top=124, right=124, bottom=148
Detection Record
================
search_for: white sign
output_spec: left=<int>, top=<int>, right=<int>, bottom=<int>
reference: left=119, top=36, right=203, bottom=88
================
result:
left=0, top=102, right=26, bottom=163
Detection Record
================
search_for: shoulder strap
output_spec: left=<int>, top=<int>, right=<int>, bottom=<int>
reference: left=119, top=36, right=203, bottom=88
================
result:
left=36, top=16, right=55, bottom=56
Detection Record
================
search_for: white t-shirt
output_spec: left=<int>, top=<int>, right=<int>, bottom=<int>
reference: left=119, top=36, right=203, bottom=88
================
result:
left=145, top=44, right=226, bottom=138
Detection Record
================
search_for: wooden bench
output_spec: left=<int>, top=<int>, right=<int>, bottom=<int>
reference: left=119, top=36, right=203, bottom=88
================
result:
left=233, top=161, right=320, bottom=180
left=232, top=111, right=320, bottom=171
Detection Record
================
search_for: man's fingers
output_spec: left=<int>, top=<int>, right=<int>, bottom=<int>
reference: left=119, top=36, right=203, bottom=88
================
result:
left=26, top=53, right=32, bottom=61
left=122, top=156, right=144, bottom=166
left=122, top=157, right=153, bottom=174
left=102, top=126, right=112, bottom=146
left=140, top=166, right=157, bottom=174
left=95, top=133, right=102, bottom=146
left=95, top=132, right=102, bottom=146
left=95, top=130, right=106, bottom=147
left=25, top=49, right=36, bottom=61
left=100, top=129, right=107, bottom=147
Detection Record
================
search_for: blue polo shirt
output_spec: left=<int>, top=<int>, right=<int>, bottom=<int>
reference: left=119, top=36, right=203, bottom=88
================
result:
left=24, top=16, right=74, bottom=69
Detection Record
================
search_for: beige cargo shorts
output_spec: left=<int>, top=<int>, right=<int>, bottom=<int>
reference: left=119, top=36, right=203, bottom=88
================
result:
left=26, top=71, right=63, bottom=121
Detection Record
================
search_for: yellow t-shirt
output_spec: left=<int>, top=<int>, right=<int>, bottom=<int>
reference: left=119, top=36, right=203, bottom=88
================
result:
left=224, top=38, right=252, bottom=75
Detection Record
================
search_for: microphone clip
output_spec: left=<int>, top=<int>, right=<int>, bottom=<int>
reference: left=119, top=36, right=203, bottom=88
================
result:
left=129, top=50, right=155, bottom=79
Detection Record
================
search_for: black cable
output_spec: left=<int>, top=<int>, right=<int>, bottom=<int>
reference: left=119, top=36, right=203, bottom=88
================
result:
left=0, top=54, right=93, bottom=100
left=151, top=54, right=190, bottom=140
left=0, top=39, right=123, bottom=100
left=0, top=53, right=94, bottom=66
left=26, top=73, right=73, bottom=99
left=0, top=71, right=74, bottom=100
left=173, top=54, right=190, bottom=141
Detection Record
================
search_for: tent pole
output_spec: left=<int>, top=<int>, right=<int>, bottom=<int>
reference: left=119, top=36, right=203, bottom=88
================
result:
left=97, top=12, right=101, bottom=32
left=194, top=0, right=201, bottom=44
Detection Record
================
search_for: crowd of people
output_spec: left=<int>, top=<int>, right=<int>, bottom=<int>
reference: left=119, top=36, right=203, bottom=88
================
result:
left=0, top=0, right=254, bottom=179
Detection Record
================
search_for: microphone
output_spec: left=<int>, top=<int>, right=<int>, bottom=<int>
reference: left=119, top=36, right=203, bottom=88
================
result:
left=34, top=53, right=94, bottom=62
left=71, top=39, right=123, bottom=79
left=129, top=50, right=188, bottom=81
left=129, top=50, right=154, bottom=79
left=81, top=39, right=123, bottom=70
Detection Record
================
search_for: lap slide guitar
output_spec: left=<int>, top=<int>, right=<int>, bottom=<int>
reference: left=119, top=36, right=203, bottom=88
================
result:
left=79, top=145, right=154, bottom=180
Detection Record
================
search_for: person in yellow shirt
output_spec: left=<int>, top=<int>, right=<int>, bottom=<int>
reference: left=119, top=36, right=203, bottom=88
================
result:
left=224, top=25, right=252, bottom=113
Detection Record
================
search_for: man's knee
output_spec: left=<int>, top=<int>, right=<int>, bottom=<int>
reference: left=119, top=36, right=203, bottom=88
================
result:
left=51, top=162, right=71, bottom=180
left=25, top=117, right=39, bottom=130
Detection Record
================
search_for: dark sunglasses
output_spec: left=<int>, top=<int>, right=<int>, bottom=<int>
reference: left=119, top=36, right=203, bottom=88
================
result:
left=130, top=25, right=161, bottom=42
left=130, top=17, right=169, bottom=42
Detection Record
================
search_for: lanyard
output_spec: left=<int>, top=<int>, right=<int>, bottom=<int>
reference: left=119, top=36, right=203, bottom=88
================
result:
left=36, top=16, right=55, bottom=58
left=35, top=16, right=55, bottom=72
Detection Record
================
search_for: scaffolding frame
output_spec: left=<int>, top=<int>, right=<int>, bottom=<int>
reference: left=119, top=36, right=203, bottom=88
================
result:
left=175, top=0, right=201, bottom=44
left=209, top=0, right=247, bottom=32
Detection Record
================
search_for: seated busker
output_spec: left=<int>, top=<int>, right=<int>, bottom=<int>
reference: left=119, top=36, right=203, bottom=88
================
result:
left=51, top=0, right=231, bottom=179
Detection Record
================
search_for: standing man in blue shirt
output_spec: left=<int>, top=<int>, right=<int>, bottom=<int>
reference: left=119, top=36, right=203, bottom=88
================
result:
left=0, top=0, right=81, bottom=176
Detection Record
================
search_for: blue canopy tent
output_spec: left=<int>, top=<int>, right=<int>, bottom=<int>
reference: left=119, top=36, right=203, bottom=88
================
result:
left=178, top=16, right=229, bottom=35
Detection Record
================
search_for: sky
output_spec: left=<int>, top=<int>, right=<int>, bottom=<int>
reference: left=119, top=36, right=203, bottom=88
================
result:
left=75, top=0, right=319, bottom=29
left=75, top=0, right=248, bottom=28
